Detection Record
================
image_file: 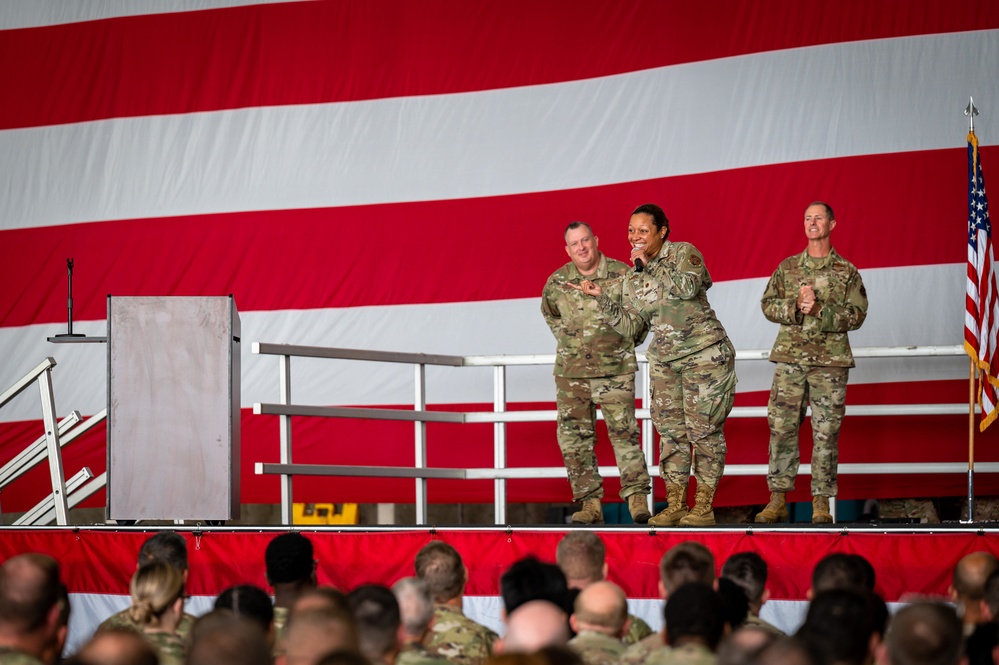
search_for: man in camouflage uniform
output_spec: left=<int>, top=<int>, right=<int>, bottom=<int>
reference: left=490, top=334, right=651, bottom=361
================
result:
left=265, top=532, right=318, bottom=652
left=646, top=583, right=726, bottom=665
left=555, top=531, right=652, bottom=645
left=98, top=531, right=198, bottom=640
left=576, top=204, right=736, bottom=527
left=542, top=221, right=652, bottom=525
left=567, top=582, right=629, bottom=665
left=0, top=554, right=64, bottom=665
left=756, top=201, right=868, bottom=525
left=393, top=578, right=450, bottom=665
left=720, top=552, right=784, bottom=636
left=415, top=542, right=497, bottom=665
left=619, top=541, right=717, bottom=665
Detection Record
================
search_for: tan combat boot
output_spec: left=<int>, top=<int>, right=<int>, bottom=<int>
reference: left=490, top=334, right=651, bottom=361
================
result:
left=755, top=492, right=788, bottom=523
left=571, top=498, right=604, bottom=525
left=812, top=495, right=833, bottom=524
left=627, top=494, right=652, bottom=524
left=679, top=484, right=716, bottom=527
left=648, top=484, right=688, bottom=527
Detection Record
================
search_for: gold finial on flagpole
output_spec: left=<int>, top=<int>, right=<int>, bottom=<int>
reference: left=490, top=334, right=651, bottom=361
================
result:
left=966, top=96, right=979, bottom=133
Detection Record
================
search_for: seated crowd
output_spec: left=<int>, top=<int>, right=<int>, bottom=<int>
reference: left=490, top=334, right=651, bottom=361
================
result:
left=0, top=530, right=992, bottom=665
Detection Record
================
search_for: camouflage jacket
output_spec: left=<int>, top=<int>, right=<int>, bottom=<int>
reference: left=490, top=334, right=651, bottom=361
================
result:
left=761, top=249, right=867, bottom=367
left=619, top=631, right=667, bottom=665
left=568, top=629, right=625, bottom=665
left=744, top=613, right=785, bottom=636
left=142, top=629, right=186, bottom=665
left=398, top=642, right=451, bottom=665
left=424, top=604, right=498, bottom=665
left=623, top=613, right=653, bottom=645
left=596, top=242, right=727, bottom=363
left=98, top=609, right=196, bottom=641
left=542, top=254, right=648, bottom=378
left=0, top=647, right=44, bottom=665
left=646, top=641, right=715, bottom=665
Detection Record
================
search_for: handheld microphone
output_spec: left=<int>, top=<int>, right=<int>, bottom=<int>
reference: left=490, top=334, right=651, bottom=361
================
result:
left=635, top=258, right=644, bottom=273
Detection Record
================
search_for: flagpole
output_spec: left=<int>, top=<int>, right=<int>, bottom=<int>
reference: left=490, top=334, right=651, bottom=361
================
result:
left=965, top=96, right=980, bottom=523
left=968, top=357, right=976, bottom=522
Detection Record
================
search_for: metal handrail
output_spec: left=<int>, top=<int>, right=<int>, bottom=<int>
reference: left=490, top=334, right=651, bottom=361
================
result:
left=252, top=343, right=973, bottom=525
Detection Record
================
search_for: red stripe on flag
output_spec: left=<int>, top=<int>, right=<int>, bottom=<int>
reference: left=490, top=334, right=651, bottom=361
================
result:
left=1, top=1, right=998, bottom=130
left=0, top=149, right=976, bottom=328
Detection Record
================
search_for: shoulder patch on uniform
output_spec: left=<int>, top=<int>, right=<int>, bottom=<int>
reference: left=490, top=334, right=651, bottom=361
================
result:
left=688, top=255, right=702, bottom=267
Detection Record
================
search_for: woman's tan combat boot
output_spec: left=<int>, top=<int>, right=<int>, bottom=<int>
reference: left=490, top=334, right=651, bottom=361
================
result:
left=571, top=498, right=604, bottom=524
left=648, top=484, right=688, bottom=527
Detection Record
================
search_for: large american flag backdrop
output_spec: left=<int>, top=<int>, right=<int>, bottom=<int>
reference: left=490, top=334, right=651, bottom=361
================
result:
left=2, top=1, right=999, bottom=514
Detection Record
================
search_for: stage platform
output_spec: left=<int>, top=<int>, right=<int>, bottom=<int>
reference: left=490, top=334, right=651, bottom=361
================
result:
left=2, top=523, right=997, bottom=655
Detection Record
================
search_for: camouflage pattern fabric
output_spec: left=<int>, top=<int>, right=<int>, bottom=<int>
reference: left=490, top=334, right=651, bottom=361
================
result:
left=623, top=613, right=654, bottom=645
left=424, top=604, right=498, bottom=665
left=542, top=254, right=647, bottom=379
left=543, top=254, right=650, bottom=502
left=398, top=642, right=452, bottom=665
left=555, top=374, right=650, bottom=501
left=567, top=629, right=625, bottom=665
left=649, top=339, right=737, bottom=490
left=98, top=609, right=196, bottom=640
left=879, top=498, right=941, bottom=523
left=619, top=631, right=667, bottom=665
left=646, top=641, right=716, bottom=665
left=761, top=249, right=866, bottom=497
left=761, top=249, right=867, bottom=367
left=744, top=613, right=786, bottom=636
left=595, top=241, right=728, bottom=364
left=766, top=363, right=848, bottom=495
left=142, top=629, right=186, bottom=665
left=0, top=647, right=44, bottom=665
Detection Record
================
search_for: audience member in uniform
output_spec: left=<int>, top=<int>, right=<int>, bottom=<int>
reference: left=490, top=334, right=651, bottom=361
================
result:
left=500, top=558, right=571, bottom=618
left=213, top=584, right=275, bottom=644
left=415, top=542, right=497, bottom=665
left=98, top=532, right=197, bottom=639
left=620, top=541, right=717, bottom=665
left=124, top=562, right=186, bottom=665
left=68, top=628, right=158, bottom=665
left=796, top=588, right=882, bottom=665
left=808, top=553, right=869, bottom=598
left=555, top=532, right=652, bottom=645
left=950, top=552, right=998, bottom=636
left=0, top=553, right=65, bottom=665
left=566, top=582, right=628, bottom=665
left=720, top=552, right=783, bottom=635
left=656, top=582, right=728, bottom=665
left=277, top=607, right=359, bottom=665
left=266, top=532, right=319, bottom=647
left=392, top=577, right=448, bottom=665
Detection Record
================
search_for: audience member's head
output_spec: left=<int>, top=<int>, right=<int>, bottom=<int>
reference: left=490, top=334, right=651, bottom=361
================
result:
left=721, top=552, right=769, bottom=614
left=569, top=581, right=627, bottom=639
left=281, top=607, right=359, bottom=665
left=214, top=584, right=274, bottom=633
left=127, top=561, right=185, bottom=629
left=555, top=532, right=607, bottom=590
left=495, top=600, right=569, bottom=654
left=348, top=584, right=401, bottom=665
left=879, top=602, right=963, bottom=665
left=266, top=533, right=317, bottom=595
left=188, top=611, right=272, bottom=665
left=755, top=637, right=820, bottom=665
left=316, top=650, right=372, bottom=665
left=501, top=557, right=571, bottom=616
left=797, top=588, right=882, bottom=665
left=415, top=541, right=467, bottom=604
left=717, top=577, right=750, bottom=631
left=291, top=586, right=351, bottom=616
left=392, top=577, right=435, bottom=642
left=981, top=568, right=999, bottom=622
left=716, top=625, right=780, bottom=665
left=809, top=553, right=869, bottom=597
left=850, top=554, right=877, bottom=591
left=664, top=582, right=726, bottom=652
left=952, top=552, right=999, bottom=624
left=137, top=532, right=189, bottom=574
left=72, top=627, right=159, bottom=665
left=660, top=542, right=716, bottom=597
left=0, top=552, right=64, bottom=662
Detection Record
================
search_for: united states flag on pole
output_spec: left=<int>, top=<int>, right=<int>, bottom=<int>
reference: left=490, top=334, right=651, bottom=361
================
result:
left=966, top=130, right=999, bottom=431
